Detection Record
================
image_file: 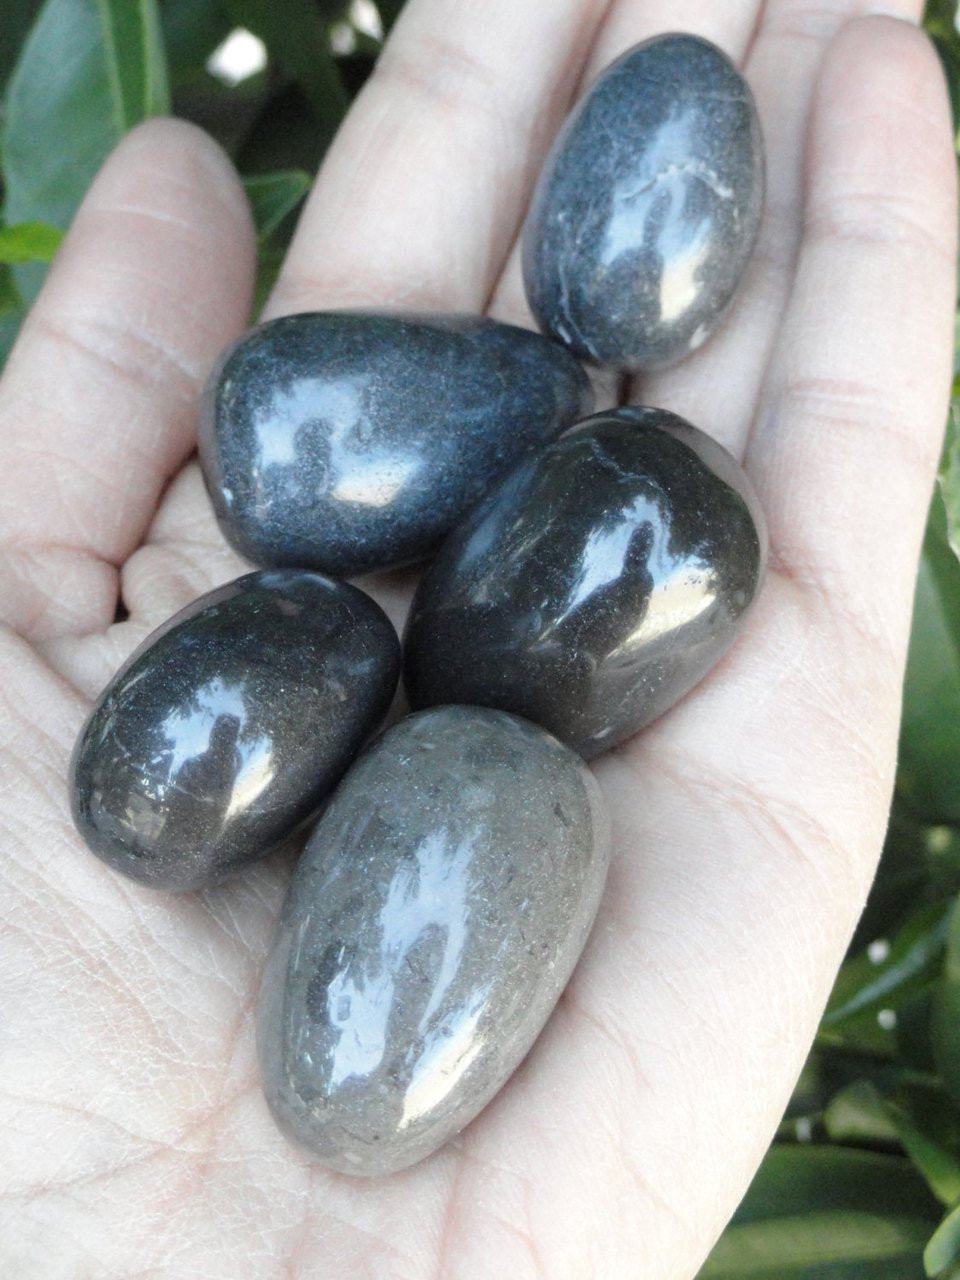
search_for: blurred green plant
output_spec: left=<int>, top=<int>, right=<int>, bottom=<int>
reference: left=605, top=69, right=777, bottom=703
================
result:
left=0, top=2, right=958, bottom=1275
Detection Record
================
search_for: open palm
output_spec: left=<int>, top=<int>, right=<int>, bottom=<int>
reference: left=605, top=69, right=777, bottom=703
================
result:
left=0, top=2, right=955, bottom=1276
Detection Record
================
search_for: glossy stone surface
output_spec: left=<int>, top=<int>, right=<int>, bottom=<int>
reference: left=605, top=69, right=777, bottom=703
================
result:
left=404, top=408, right=766, bottom=757
left=200, top=310, right=592, bottom=576
left=257, top=706, right=609, bottom=1176
left=523, top=34, right=764, bottom=371
left=70, top=571, right=400, bottom=892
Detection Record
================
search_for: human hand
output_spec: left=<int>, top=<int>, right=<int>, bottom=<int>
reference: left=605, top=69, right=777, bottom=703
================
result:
left=0, top=2, right=955, bottom=1276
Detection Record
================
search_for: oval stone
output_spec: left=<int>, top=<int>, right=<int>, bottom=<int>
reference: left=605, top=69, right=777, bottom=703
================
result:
left=199, top=310, right=592, bottom=576
left=257, top=706, right=610, bottom=1175
left=70, top=571, right=400, bottom=891
left=522, top=34, right=764, bottom=371
left=404, top=408, right=766, bottom=758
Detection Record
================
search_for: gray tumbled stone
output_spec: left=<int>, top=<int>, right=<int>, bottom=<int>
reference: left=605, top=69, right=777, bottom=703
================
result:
left=404, top=407, right=766, bottom=758
left=199, top=310, right=592, bottom=576
left=523, top=34, right=764, bottom=371
left=257, top=706, right=610, bottom=1176
left=70, top=571, right=400, bottom=892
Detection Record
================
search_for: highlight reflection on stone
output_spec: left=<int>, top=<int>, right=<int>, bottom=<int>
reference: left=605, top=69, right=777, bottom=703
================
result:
left=199, top=311, right=592, bottom=576
left=523, top=34, right=764, bottom=371
left=70, top=571, right=400, bottom=891
left=257, top=706, right=610, bottom=1176
left=404, top=408, right=767, bottom=757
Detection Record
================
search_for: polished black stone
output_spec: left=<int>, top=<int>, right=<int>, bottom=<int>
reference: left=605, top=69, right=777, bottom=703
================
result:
left=522, top=34, right=764, bottom=371
left=199, top=311, right=592, bottom=576
left=404, top=408, right=766, bottom=757
left=258, top=706, right=610, bottom=1175
left=70, top=571, right=400, bottom=891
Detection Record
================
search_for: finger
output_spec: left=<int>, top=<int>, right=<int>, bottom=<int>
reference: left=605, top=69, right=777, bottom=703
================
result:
left=637, top=0, right=926, bottom=455
left=747, top=14, right=957, bottom=659
left=488, top=0, right=763, bottom=331
left=0, top=120, right=255, bottom=642
left=266, top=0, right=611, bottom=319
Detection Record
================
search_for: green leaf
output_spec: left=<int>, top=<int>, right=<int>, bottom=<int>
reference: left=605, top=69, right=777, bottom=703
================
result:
left=926, top=1202, right=960, bottom=1278
left=242, top=169, right=310, bottom=244
left=704, top=1211, right=937, bottom=1278
left=0, top=267, right=22, bottom=318
left=883, top=1088, right=960, bottom=1206
left=820, top=1075, right=960, bottom=1209
left=940, top=407, right=960, bottom=562
left=899, top=491, right=960, bottom=824
left=0, top=221, right=63, bottom=264
left=0, top=262, right=26, bottom=368
left=820, top=901, right=951, bottom=1053
left=97, top=0, right=169, bottom=128
left=926, top=0, right=960, bottom=137
left=782, top=1044, right=941, bottom=1138
left=3, top=0, right=170, bottom=301
left=0, top=316, right=24, bottom=369
left=824, top=1081, right=900, bottom=1147
left=807, top=1043, right=942, bottom=1110
left=0, top=0, right=43, bottom=96
left=924, top=0, right=960, bottom=44
left=732, top=1145, right=941, bottom=1223
left=932, top=897, right=960, bottom=1108
left=702, top=1146, right=941, bottom=1278
left=926, top=0, right=960, bottom=136
left=238, top=171, right=309, bottom=313
left=703, top=1211, right=937, bottom=1279
left=828, top=1076, right=960, bottom=1206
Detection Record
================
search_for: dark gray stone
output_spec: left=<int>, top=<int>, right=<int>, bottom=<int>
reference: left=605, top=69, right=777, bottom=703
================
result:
left=522, top=33, right=764, bottom=371
left=404, top=408, right=766, bottom=758
left=70, top=571, right=400, bottom=892
left=199, top=311, right=592, bottom=576
left=257, top=706, right=610, bottom=1176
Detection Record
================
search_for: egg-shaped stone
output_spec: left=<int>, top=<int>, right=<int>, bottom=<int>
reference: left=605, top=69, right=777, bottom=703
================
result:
left=404, top=408, right=766, bottom=757
left=257, top=705, right=610, bottom=1175
left=199, top=310, right=592, bottom=576
left=70, top=571, right=400, bottom=892
left=522, top=34, right=764, bottom=371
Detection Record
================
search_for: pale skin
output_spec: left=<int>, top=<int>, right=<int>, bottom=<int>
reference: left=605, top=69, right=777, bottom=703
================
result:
left=0, top=1, right=955, bottom=1276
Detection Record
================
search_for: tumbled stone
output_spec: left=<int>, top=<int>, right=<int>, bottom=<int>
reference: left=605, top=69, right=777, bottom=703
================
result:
left=199, top=310, right=592, bottom=576
left=523, top=34, right=764, bottom=371
left=257, top=705, right=610, bottom=1176
left=404, top=408, right=766, bottom=757
left=70, top=571, right=400, bottom=892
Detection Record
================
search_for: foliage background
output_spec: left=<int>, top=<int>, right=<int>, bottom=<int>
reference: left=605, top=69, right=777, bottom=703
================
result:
left=0, top=1, right=959, bottom=1275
